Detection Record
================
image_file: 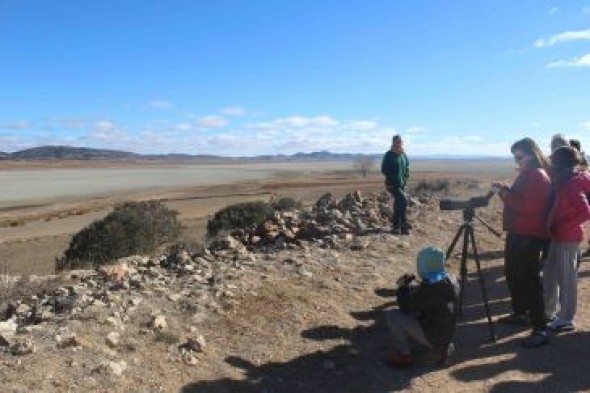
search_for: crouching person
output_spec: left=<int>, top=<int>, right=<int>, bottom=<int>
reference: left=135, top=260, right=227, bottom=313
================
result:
left=385, top=246, right=460, bottom=368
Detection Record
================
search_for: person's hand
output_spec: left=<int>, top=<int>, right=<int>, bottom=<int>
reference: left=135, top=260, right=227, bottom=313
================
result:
left=492, top=182, right=509, bottom=198
left=396, top=273, right=416, bottom=287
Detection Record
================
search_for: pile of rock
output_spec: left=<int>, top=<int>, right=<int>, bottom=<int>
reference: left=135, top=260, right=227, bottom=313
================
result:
left=0, top=247, right=251, bottom=356
left=232, top=190, right=398, bottom=250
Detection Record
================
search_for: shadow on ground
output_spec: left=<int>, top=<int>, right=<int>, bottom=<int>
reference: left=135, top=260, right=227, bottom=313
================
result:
left=451, top=331, right=590, bottom=392
left=180, top=303, right=442, bottom=393
left=181, top=248, right=590, bottom=392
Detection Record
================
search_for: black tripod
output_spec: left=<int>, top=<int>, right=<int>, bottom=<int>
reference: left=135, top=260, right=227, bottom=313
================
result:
left=446, top=208, right=501, bottom=343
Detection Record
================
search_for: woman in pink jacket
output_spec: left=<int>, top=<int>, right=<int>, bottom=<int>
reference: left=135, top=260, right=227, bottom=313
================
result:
left=544, top=146, right=590, bottom=332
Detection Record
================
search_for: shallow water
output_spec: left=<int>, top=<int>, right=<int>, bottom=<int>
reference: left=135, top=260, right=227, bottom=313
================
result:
left=0, top=159, right=514, bottom=208
left=0, top=162, right=351, bottom=208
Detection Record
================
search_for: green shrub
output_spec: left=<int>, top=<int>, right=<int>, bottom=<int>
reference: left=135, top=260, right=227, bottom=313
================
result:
left=207, top=201, right=274, bottom=237
left=412, top=179, right=450, bottom=195
left=271, top=196, right=302, bottom=211
left=56, top=201, right=181, bottom=271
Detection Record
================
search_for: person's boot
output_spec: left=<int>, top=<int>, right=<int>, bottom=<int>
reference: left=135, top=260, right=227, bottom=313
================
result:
left=433, top=342, right=454, bottom=367
left=386, top=352, right=413, bottom=369
left=391, top=218, right=402, bottom=234
left=400, top=221, right=411, bottom=235
left=522, top=329, right=549, bottom=348
left=497, top=312, right=529, bottom=326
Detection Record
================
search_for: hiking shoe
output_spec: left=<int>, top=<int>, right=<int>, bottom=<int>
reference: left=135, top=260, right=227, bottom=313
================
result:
left=548, top=320, right=575, bottom=333
left=498, top=313, right=529, bottom=326
left=544, top=316, right=557, bottom=325
left=522, top=330, right=549, bottom=348
left=433, top=343, right=454, bottom=367
left=400, top=227, right=410, bottom=235
left=386, top=353, right=413, bottom=369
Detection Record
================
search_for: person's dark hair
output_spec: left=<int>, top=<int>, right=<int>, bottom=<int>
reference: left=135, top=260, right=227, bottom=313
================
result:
left=392, top=134, right=402, bottom=142
left=551, top=145, right=581, bottom=172
left=510, top=137, right=550, bottom=170
left=570, top=139, right=582, bottom=152
left=551, top=133, right=569, bottom=153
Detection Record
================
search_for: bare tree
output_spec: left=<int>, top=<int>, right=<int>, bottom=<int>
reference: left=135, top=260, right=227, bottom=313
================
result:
left=353, top=157, right=376, bottom=177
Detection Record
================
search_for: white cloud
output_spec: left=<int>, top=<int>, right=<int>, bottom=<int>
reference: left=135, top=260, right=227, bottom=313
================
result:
left=170, top=122, right=192, bottom=131
left=581, top=121, right=590, bottom=130
left=87, top=120, right=126, bottom=142
left=92, top=120, right=117, bottom=134
left=535, top=28, right=590, bottom=48
left=1, top=121, right=33, bottom=130
left=274, top=116, right=339, bottom=128
left=196, top=116, right=228, bottom=128
left=547, top=53, right=590, bottom=68
left=248, top=115, right=340, bottom=130
left=149, top=99, right=174, bottom=109
left=220, top=106, right=247, bottom=116
left=348, top=121, right=378, bottom=130
left=408, top=136, right=510, bottom=156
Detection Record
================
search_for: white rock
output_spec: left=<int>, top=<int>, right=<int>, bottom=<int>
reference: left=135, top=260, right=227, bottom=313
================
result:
left=0, top=319, right=18, bottom=336
left=298, top=269, right=314, bottom=278
left=98, top=360, right=127, bottom=377
left=167, top=293, right=183, bottom=302
left=106, top=332, right=120, bottom=348
left=150, top=314, right=167, bottom=331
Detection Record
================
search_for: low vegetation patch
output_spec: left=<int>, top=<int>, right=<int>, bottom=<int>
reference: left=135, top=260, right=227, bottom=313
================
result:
left=270, top=195, right=303, bottom=211
left=412, top=179, right=451, bottom=195
left=56, top=201, right=181, bottom=271
left=207, top=201, right=275, bottom=237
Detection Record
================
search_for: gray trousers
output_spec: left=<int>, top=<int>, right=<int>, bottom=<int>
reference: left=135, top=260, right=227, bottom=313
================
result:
left=543, top=241, right=579, bottom=323
left=385, top=309, right=432, bottom=354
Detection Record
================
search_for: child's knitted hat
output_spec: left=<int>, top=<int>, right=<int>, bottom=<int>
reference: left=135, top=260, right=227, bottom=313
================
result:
left=417, top=246, right=448, bottom=284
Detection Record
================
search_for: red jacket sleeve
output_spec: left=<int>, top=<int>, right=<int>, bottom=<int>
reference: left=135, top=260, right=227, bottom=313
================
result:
left=562, top=182, right=590, bottom=228
left=502, top=169, right=550, bottom=214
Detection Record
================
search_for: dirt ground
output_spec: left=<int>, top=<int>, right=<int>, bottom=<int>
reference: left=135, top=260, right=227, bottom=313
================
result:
left=2, top=166, right=590, bottom=392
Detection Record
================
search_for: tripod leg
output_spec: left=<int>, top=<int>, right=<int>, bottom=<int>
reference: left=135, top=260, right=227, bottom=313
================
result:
left=445, top=225, right=464, bottom=263
left=458, top=226, right=470, bottom=317
left=468, top=226, right=497, bottom=343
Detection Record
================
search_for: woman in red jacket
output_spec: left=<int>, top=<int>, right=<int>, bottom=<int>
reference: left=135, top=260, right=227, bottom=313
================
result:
left=544, top=146, right=590, bottom=333
left=493, top=138, right=551, bottom=347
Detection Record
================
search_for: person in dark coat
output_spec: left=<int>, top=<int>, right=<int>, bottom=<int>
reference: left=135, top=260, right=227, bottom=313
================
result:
left=385, top=246, right=460, bottom=368
left=381, top=134, right=410, bottom=234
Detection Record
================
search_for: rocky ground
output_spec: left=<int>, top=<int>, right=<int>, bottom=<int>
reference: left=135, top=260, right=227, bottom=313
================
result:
left=1, top=182, right=590, bottom=393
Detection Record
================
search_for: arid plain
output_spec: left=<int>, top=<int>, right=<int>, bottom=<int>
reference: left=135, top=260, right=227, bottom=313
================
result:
left=3, top=158, right=590, bottom=392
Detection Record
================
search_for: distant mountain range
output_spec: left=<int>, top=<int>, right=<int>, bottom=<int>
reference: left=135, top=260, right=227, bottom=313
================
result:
left=0, top=145, right=385, bottom=162
left=0, top=145, right=511, bottom=162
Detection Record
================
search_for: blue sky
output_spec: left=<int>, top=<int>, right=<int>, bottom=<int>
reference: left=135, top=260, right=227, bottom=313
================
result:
left=1, top=0, right=589, bottom=156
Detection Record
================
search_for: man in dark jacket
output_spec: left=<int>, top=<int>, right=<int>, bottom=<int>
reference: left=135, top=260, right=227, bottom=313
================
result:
left=381, top=134, right=410, bottom=234
left=385, top=246, right=460, bottom=368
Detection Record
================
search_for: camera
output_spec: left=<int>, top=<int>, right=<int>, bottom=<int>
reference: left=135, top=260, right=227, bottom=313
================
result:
left=439, top=191, right=495, bottom=211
